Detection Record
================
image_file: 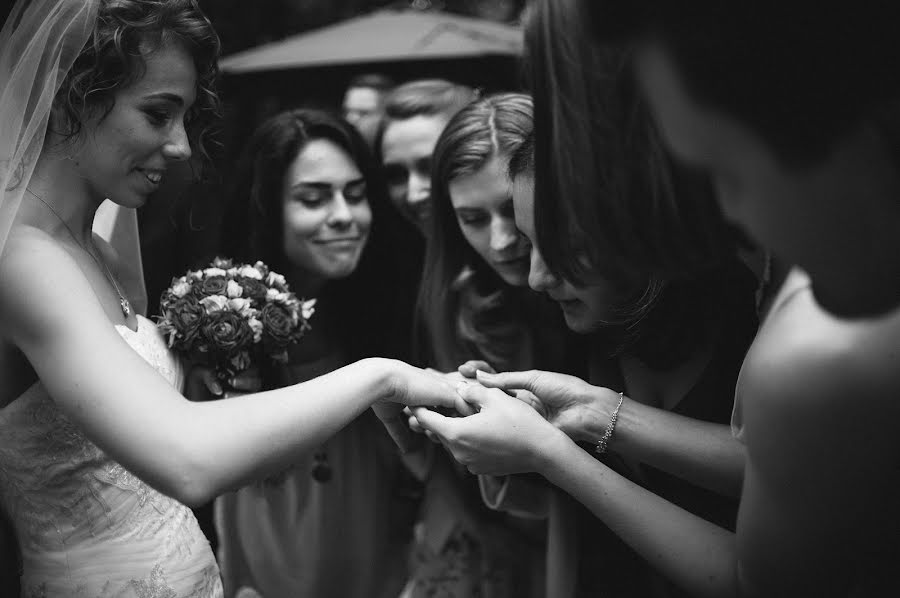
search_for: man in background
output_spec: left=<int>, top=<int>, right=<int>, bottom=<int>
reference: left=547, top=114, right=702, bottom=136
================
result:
left=342, top=73, right=395, bottom=147
left=378, top=79, right=475, bottom=234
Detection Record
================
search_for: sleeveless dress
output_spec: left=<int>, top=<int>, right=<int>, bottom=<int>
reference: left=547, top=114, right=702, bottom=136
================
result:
left=0, top=315, right=223, bottom=597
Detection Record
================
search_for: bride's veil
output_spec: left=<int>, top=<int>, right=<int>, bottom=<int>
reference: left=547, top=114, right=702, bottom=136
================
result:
left=0, top=0, right=99, bottom=259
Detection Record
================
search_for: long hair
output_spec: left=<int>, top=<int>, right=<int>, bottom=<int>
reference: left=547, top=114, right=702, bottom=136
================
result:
left=525, top=0, right=755, bottom=368
left=222, top=108, right=413, bottom=361
left=525, top=0, right=735, bottom=285
left=417, top=93, right=539, bottom=372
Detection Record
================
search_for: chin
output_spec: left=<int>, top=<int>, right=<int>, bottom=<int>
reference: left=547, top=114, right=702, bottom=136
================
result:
left=562, top=313, right=592, bottom=334
left=498, top=270, right=529, bottom=288
left=324, top=262, right=360, bottom=280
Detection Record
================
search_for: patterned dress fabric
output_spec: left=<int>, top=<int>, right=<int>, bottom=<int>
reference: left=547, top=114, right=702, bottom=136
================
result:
left=0, top=315, right=223, bottom=597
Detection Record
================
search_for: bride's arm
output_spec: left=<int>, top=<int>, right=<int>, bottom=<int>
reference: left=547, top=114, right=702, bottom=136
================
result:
left=0, top=234, right=458, bottom=506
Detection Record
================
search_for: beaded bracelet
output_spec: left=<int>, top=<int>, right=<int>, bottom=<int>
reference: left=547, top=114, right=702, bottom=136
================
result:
left=594, top=391, right=625, bottom=455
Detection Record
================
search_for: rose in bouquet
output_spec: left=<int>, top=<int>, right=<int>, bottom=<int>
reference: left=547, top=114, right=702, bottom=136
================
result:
left=157, top=257, right=316, bottom=382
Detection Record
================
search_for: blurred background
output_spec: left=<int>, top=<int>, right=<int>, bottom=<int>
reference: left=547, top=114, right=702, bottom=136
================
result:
left=0, top=0, right=528, bottom=311
left=143, top=0, right=527, bottom=313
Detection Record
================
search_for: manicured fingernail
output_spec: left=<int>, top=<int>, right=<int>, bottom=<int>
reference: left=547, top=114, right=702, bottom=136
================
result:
left=475, top=370, right=493, bottom=378
left=212, top=382, right=223, bottom=396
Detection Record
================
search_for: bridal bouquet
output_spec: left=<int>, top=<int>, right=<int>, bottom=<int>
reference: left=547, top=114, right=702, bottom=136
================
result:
left=157, top=257, right=316, bottom=381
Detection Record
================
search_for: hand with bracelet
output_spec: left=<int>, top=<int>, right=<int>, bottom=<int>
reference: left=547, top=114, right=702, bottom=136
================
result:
left=418, top=363, right=744, bottom=497
left=464, top=365, right=624, bottom=450
left=408, top=363, right=624, bottom=475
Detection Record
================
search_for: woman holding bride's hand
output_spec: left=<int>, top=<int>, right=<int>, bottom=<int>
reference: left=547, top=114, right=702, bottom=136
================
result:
left=0, top=1, right=459, bottom=596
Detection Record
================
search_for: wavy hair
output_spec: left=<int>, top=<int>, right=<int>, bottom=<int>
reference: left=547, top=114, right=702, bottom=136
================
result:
left=54, top=0, right=221, bottom=164
left=417, top=93, right=540, bottom=371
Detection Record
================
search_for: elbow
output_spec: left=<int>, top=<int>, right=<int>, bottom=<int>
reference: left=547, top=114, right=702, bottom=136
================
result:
left=168, top=477, right=215, bottom=509
left=154, top=455, right=220, bottom=508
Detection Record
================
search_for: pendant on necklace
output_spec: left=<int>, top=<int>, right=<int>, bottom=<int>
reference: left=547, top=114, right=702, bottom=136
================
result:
left=120, top=297, right=131, bottom=318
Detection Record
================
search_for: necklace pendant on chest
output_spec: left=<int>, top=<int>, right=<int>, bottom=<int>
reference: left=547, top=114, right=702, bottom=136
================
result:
left=120, top=297, right=132, bottom=318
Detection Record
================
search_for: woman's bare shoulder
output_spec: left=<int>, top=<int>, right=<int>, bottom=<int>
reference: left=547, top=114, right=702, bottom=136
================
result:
left=739, top=275, right=900, bottom=461
left=0, top=226, right=99, bottom=338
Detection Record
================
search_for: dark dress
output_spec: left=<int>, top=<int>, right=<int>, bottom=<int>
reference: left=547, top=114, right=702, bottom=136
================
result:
left=576, top=261, right=760, bottom=598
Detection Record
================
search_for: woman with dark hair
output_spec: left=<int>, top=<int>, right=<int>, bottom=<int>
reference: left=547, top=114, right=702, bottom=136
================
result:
left=405, top=93, right=568, bottom=598
left=553, top=1, right=900, bottom=596
left=215, top=108, right=422, bottom=598
left=412, top=1, right=763, bottom=597
left=0, top=2, right=461, bottom=595
left=416, top=0, right=900, bottom=596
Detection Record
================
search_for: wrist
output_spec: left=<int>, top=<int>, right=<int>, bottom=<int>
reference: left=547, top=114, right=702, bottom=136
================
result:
left=529, top=425, right=573, bottom=475
left=593, top=391, right=625, bottom=455
left=569, top=386, right=619, bottom=443
left=356, top=357, right=400, bottom=402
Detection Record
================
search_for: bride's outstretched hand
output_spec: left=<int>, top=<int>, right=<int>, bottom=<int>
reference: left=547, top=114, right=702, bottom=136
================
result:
left=410, top=381, right=567, bottom=475
left=474, top=369, right=603, bottom=440
left=372, top=360, right=476, bottom=453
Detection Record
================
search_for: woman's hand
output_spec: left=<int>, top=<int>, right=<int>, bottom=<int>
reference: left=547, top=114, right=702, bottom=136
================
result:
left=373, top=360, right=476, bottom=453
left=474, top=369, right=614, bottom=441
left=184, top=366, right=262, bottom=401
left=457, top=359, right=496, bottom=378
left=411, top=381, right=568, bottom=476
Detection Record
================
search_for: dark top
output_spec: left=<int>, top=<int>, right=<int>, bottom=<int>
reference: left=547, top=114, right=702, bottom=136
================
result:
left=575, top=260, right=760, bottom=598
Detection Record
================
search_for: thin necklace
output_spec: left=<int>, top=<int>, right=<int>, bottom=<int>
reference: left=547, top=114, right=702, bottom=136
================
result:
left=26, top=188, right=132, bottom=318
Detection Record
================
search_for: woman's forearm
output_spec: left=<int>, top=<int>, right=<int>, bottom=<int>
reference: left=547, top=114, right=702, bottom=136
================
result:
left=176, top=357, right=394, bottom=503
left=571, top=390, right=745, bottom=497
left=535, top=433, right=741, bottom=598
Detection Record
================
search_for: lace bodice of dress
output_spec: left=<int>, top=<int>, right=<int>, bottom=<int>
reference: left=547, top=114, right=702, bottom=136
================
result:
left=0, top=315, right=222, bottom=597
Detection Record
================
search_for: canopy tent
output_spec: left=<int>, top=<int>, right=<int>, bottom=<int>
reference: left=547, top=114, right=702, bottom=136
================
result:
left=219, top=8, right=522, bottom=74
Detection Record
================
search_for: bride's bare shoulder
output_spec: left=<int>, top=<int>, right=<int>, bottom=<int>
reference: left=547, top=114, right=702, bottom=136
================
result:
left=0, top=226, right=93, bottom=329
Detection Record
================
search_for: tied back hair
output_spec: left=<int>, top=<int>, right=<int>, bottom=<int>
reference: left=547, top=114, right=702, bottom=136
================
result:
left=417, top=93, right=537, bottom=372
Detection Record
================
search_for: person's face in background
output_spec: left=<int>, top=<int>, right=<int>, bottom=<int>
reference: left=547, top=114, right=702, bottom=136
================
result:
left=282, top=138, right=372, bottom=290
left=449, top=155, right=530, bottom=286
left=637, top=43, right=900, bottom=316
left=75, top=39, right=195, bottom=208
left=512, top=171, right=633, bottom=333
left=380, top=113, right=450, bottom=234
left=342, top=86, right=385, bottom=147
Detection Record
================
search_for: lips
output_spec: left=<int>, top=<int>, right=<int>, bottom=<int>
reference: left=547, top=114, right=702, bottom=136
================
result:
left=314, top=237, right=363, bottom=249
left=495, top=255, right=529, bottom=267
left=136, top=168, right=164, bottom=185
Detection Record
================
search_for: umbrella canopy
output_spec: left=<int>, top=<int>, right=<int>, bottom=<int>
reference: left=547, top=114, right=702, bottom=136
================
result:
left=219, top=8, right=522, bottom=74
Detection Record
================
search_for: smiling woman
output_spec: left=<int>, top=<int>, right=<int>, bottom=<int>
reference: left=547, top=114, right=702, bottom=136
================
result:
left=216, top=108, right=422, bottom=598
left=0, top=2, right=464, bottom=596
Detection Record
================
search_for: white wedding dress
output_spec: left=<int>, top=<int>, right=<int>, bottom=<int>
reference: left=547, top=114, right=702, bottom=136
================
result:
left=0, top=315, right=223, bottom=597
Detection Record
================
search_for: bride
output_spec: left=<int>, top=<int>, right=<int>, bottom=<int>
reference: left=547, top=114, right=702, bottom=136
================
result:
left=0, top=1, right=463, bottom=595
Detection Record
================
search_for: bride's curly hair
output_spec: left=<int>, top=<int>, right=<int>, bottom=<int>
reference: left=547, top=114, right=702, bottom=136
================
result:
left=52, top=0, right=221, bottom=166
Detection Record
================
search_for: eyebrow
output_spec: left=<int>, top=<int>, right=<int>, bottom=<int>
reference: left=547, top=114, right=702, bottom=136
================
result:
left=142, top=92, right=186, bottom=106
left=291, top=177, right=365, bottom=190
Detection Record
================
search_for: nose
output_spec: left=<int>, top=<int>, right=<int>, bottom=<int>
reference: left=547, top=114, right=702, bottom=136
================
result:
left=344, top=109, right=360, bottom=125
left=162, top=121, right=191, bottom=162
left=490, top=216, right=520, bottom=254
left=327, top=194, right=353, bottom=228
left=528, top=246, right=560, bottom=293
left=407, top=170, right=430, bottom=208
